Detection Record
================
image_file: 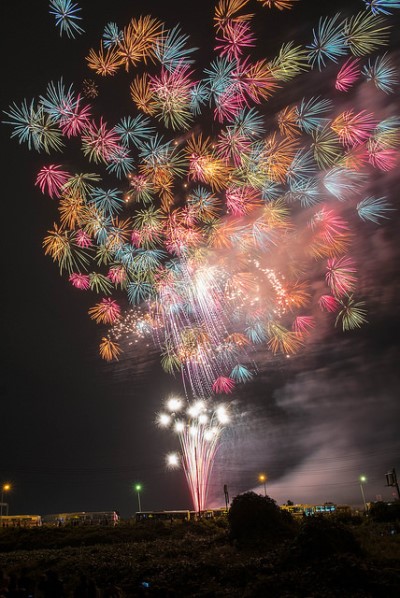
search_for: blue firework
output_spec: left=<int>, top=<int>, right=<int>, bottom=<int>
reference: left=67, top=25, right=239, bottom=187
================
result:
left=261, top=181, right=283, bottom=202
left=286, top=178, right=321, bottom=207
left=307, top=13, right=348, bottom=70
left=190, top=83, right=211, bottom=116
left=92, top=215, right=112, bottom=245
left=296, top=96, right=333, bottom=134
left=245, top=322, right=267, bottom=344
left=127, top=278, right=153, bottom=304
left=154, top=25, right=197, bottom=71
left=203, top=57, right=236, bottom=99
left=49, top=0, right=84, bottom=39
left=106, top=149, right=134, bottom=179
left=89, top=188, right=124, bottom=217
left=230, top=364, right=253, bottom=383
left=323, top=167, right=366, bottom=201
left=3, top=99, right=64, bottom=153
left=362, top=53, right=399, bottom=94
left=132, top=249, right=167, bottom=273
left=357, top=196, right=393, bottom=223
left=286, top=149, right=317, bottom=186
left=231, top=108, right=265, bottom=139
left=3, top=99, right=43, bottom=151
left=114, top=115, right=156, bottom=148
left=363, top=1, right=400, bottom=16
left=102, top=22, right=123, bottom=48
left=39, top=78, right=76, bottom=121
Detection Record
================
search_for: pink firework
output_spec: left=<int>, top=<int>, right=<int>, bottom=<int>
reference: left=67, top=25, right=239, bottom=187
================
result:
left=226, top=185, right=261, bottom=216
left=214, top=84, right=246, bottom=123
left=326, top=256, right=357, bottom=297
left=216, top=128, right=251, bottom=165
left=130, top=230, right=142, bottom=247
left=35, top=164, right=70, bottom=198
left=234, top=57, right=280, bottom=104
left=292, top=316, right=316, bottom=334
left=107, top=265, right=127, bottom=285
left=335, top=58, right=360, bottom=92
left=332, top=110, right=376, bottom=148
left=81, top=117, right=122, bottom=163
left=318, top=294, right=340, bottom=313
left=309, top=208, right=351, bottom=254
left=212, top=376, right=235, bottom=394
left=75, top=229, right=93, bottom=248
left=89, top=298, right=121, bottom=324
left=215, top=20, right=256, bottom=62
left=69, top=273, right=90, bottom=290
left=150, top=63, right=194, bottom=97
left=164, top=215, right=203, bottom=255
left=368, top=144, right=398, bottom=171
left=59, top=94, right=92, bottom=138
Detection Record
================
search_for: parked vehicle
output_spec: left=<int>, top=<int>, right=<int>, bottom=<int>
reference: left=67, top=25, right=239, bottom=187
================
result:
left=41, top=511, right=119, bottom=526
left=0, top=515, right=42, bottom=527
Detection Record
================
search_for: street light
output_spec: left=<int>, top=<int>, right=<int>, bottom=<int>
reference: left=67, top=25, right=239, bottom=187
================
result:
left=258, top=473, right=267, bottom=497
left=0, top=483, right=11, bottom=525
left=359, top=475, right=367, bottom=512
left=135, top=483, right=142, bottom=513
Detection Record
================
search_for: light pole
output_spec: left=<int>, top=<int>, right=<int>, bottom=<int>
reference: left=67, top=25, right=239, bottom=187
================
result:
left=359, top=475, right=367, bottom=512
left=194, top=445, right=202, bottom=517
left=258, top=473, right=267, bottom=497
left=135, top=483, right=142, bottom=513
left=0, top=483, right=11, bottom=526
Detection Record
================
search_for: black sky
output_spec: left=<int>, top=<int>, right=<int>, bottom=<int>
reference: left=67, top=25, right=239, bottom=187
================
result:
left=1, top=0, right=399, bottom=518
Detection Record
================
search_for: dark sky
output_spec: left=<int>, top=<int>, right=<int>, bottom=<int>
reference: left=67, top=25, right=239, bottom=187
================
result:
left=1, top=0, right=399, bottom=519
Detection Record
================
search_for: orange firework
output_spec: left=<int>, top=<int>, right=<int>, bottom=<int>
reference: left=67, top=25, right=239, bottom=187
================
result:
left=117, top=16, right=163, bottom=70
left=267, top=322, right=303, bottom=355
left=214, top=0, right=253, bottom=31
left=257, top=0, right=298, bottom=9
left=186, top=134, right=229, bottom=191
left=99, top=337, right=121, bottom=361
left=277, top=105, right=301, bottom=138
left=86, top=43, right=123, bottom=76
left=261, top=134, right=299, bottom=182
left=58, top=194, right=87, bottom=230
left=242, top=59, right=281, bottom=103
left=89, top=299, right=121, bottom=324
left=130, top=74, right=157, bottom=115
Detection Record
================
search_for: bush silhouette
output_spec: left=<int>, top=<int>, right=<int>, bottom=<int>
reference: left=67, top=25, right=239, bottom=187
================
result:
left=368, top=500, right=400, bottom=522
left=288, top=515, right=361, bottom=562
left=228, top=491, right=294, bottom=544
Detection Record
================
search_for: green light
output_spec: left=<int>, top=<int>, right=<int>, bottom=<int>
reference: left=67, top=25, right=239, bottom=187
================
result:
left=135, top=483, right=142, bottom=492
left=360, top=475, right=367, bottom=483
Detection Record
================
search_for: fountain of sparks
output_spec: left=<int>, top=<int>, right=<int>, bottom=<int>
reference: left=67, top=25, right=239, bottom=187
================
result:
left=157, top=396, right=230, bottom=513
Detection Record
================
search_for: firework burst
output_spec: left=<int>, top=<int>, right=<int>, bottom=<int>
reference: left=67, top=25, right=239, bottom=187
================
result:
left=158, top=396, right=230, bottom=512
left=2, top=0, right=399, bottom=402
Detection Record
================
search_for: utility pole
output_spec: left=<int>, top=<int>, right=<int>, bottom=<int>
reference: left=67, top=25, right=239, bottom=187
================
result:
left=194, top=445, right=201, bottom=518
left=223, top=484, right=229, bottom=511
left=385, top=469, right=400, bottom=500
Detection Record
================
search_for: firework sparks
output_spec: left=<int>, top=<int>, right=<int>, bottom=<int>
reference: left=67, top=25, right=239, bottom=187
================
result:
left=158, top=396, right=230, bottom=512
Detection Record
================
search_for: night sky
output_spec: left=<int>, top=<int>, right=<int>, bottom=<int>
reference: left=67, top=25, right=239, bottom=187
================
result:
left=1, top=0, right=399, bottom=519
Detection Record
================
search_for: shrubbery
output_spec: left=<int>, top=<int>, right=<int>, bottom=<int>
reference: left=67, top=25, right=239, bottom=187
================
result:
left=368, top=500, right=400, bottom=522
left=287, top=515, right=361, bottom=562
left=228, top=491, right=296, bottom=545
